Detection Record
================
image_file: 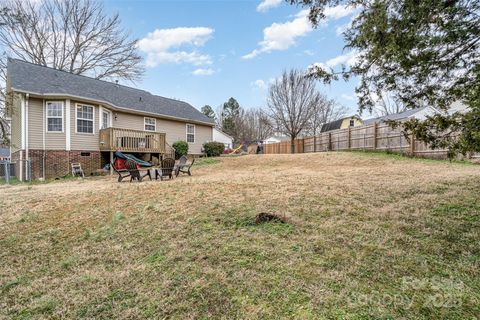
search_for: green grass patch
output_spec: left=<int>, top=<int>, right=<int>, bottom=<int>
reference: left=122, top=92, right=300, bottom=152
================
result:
left=194, top=157, right=221, bottom=166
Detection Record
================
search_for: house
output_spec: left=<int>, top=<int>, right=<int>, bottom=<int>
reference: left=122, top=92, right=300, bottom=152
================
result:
left=212, top=128, right=233, bottom=149
left=263, top=135, right=290, bottom=144
left=362, top=107, right=432, bottom=125
left=6, top=58, right=215, bottom=180
left=320, top=115, right=362, bottom=133
left=362, top=103, right=468, bottom=125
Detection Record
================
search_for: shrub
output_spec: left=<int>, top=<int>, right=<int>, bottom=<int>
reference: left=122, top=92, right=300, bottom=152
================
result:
left=172, top=141, right=188, bottom=159
left=203, top=141, right=225, bottom=157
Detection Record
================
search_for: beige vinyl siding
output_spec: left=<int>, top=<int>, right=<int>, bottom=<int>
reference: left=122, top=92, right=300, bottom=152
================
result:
left=70, top=101, right=100, bottom=151
left=9, top=93, right=22, bottom=153
left=28, top=97, right=44, bottom=149
left=114, top=111, right=213, bottom=154
left=45, top=99, right=66, bottom=150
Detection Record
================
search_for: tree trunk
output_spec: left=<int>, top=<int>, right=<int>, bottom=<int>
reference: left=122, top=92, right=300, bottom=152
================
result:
left=290, top=137, right=295, bottom=154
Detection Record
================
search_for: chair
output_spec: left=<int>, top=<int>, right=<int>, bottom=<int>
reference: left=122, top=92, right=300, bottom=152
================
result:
left=111, top=161, right=131, bottom=182
left=175, top=155, right=195, bottom=177
left=125, top=159, right=151, bottom=182
left=71, top=163, right=84, bottom=178
left=155, top=158, right=175, bottom=181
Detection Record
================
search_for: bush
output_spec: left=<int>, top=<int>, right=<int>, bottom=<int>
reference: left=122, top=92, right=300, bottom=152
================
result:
left=172, top=140, right=188, bottom=159
left=203, top=141, right=225, bottom=157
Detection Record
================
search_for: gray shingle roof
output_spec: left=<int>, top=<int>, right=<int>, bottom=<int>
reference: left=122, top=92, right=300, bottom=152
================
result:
left=7, top=58, right=214, bottom=125
left=362, top=107, right=429, bottom=125
left=320, top=116, right=360, bottom=133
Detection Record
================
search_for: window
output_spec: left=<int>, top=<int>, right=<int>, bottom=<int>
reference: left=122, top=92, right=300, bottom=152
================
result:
left=349, top=119, right=355, bottom=127
left=144, top=117, right=156, bottom=131
left=101, top=110, right=111, bottom=129
left=46, top=101, right=63, bottom=132
left=76, top=104, right=94, bottom=134
left=186, top=124, right=195, bottom=143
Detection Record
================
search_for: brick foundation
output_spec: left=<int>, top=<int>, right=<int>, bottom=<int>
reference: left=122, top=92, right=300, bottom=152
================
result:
left=12, top=149, right=102, bottom=180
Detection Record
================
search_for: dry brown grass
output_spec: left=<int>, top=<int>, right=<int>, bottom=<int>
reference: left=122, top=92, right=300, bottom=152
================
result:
left=0, top=152, right=479, bottom=319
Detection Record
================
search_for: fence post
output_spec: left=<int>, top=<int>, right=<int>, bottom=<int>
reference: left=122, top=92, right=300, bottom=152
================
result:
left=313, top=135, right=316, bottom=153
left=373, top=123, right=378, bottom=150
left=347, top=127, right=352, bottom=150
left=301, top=138, right=305, bottom=153
left=410, top=133, right=415, bottom=155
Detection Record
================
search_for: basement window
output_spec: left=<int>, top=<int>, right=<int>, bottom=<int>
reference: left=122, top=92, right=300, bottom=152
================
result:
left=46, top=101, right=64, bottom=132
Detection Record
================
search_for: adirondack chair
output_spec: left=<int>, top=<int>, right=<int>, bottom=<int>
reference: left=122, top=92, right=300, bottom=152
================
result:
left=125, top=159, right=152, bottom=182
left=155, top=158, right=175, bottom=181
left=175, top=155, right=195, bottom=177
left=111, top=161, right=131, bottom=182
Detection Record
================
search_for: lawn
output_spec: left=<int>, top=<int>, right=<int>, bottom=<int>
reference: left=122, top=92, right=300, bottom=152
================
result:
left=0, top=152, right=479, bottom=319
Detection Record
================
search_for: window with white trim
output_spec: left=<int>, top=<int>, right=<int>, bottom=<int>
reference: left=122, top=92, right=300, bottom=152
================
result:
left=76, top=104, right=94, bottom=134
left=186, top=124, right=195, bottom=143
left=144, top=117, right=156, bottom=131
left=46, top=101, right=63, bottom=132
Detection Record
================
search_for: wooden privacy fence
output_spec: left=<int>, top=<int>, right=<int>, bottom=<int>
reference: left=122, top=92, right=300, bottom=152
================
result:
left=264, top=123, right=461, bottom=159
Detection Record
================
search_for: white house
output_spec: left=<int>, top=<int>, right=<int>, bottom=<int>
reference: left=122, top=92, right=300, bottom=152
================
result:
left=263, top=135, right=290, bottom=144
left=362, top=102, right=468, bottom=125
left=213, top=127, right=233, bottom=149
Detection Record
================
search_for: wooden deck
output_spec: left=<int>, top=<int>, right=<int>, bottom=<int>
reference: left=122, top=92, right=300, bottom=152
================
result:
left=99, top=127, right=168, bottom=153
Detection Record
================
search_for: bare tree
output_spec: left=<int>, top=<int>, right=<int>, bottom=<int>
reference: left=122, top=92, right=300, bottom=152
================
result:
left=236, top=108, right=272, bottom=143
left=266, top=69, right=320, bottom=152
left=306, top=95, right=346, bottom=136
left=372, top=92, right=407, bottom=117
left=0, top=0, right=144, bottom=144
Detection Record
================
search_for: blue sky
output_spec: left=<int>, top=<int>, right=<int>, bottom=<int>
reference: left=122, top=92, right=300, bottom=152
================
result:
left=105, top=0, right=362, bottom=115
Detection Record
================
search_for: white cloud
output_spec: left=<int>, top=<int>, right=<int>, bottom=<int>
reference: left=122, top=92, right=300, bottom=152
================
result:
left=243, top=10, right=312, bottom=59
left=257, top=0, right=282, bottom=12
left=341, top=94, right=355, bottom=101
left=304, top=49, right=315, bottom=56
left=324, top=5, right=356, bottom=20
left=252, top=79, right=267, bottom=89
left=138, top=27, right=214, bottom=67
left=326, top=51, right=359, bottom=67
left=192, top=68, right=215, bottom=76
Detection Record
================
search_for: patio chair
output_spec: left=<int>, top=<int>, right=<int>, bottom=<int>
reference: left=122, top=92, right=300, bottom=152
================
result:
left=155, top=157, right=175, bottom=181
left=111, top=161, right=131, bottom=182
left=71, top=163, right=84, bottom=178
left=175, top=155, right=195, bottom=177
left=125, top=159, right=152, bottom=182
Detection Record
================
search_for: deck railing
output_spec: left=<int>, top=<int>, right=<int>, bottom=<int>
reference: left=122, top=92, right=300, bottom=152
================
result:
left=99, top=127, right=167, bottom=153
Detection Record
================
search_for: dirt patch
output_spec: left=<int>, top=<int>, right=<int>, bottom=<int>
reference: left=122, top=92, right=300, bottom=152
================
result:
left=254, top=212, right=287, bottom=224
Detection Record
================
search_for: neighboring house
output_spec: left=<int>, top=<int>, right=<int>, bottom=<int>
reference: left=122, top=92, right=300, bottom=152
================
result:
left=320, top=115, right=362, bottom=133
left=362, top=103, right=468, bottom=125
left=264, top=135, right=290, bottom=144
left=7, top=58, right=215, bottom=180
left=212, top=127, right=233, bottom=149
left=362, top=107, right=432, bottom=125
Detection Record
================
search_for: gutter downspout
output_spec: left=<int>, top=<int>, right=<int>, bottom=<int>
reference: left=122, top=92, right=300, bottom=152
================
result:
left=20, top=94, right=25, bottom=181
left=42, top=99, right=46, bottom=180
left=25, top=93, right=29, bottom=181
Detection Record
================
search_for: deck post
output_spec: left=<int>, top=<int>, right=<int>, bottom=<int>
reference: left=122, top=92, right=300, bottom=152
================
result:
left=110, top=151, right=113, bottom=175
